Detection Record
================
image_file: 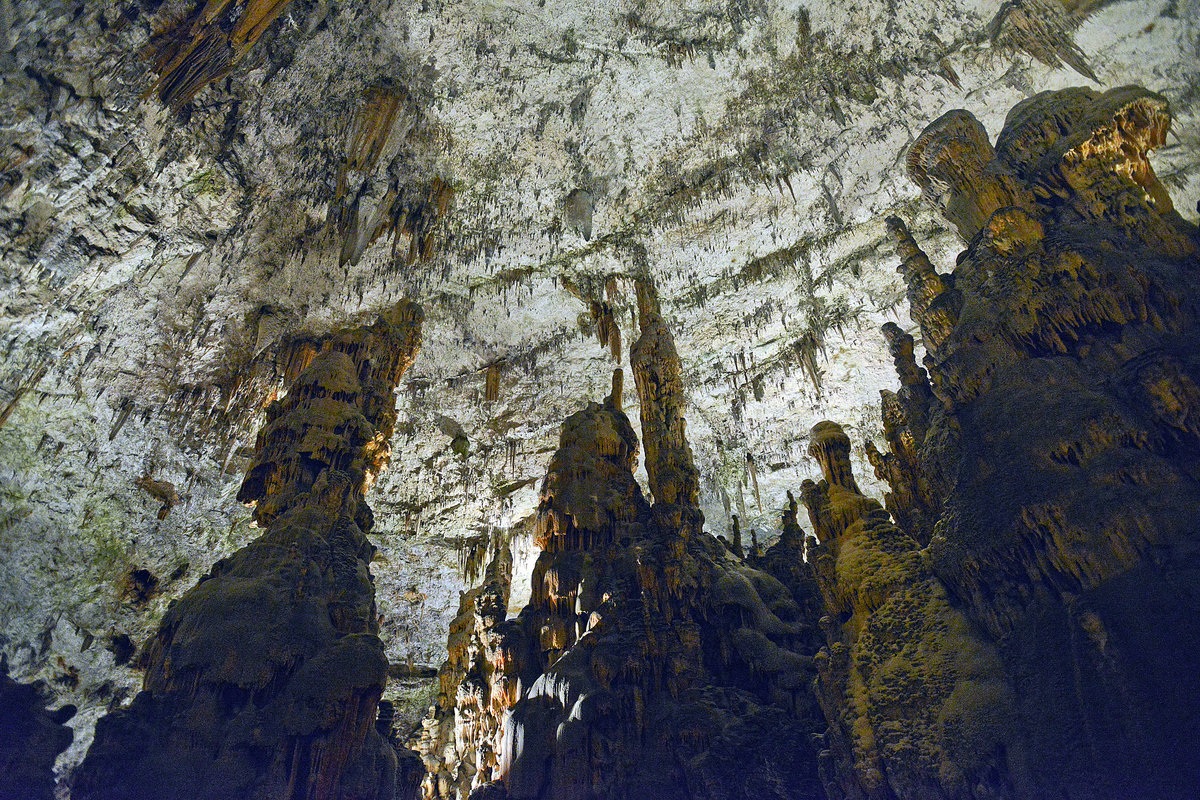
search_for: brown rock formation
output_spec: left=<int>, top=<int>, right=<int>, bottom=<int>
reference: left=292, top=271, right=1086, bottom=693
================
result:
left=147, top=0, right=296, bottom=111
left=801, top=422, right=1017, bottom=800
left=73, top=302, right=425, bottom=800
left=906, top=110, right=1032, bottom=242
left=423, top=332, right=825, bottom=799
left=630, top=280, right=700, bottom=512
left=864, top=324, right=943, bottom=546
left=419, top=543, right=520, bottom=798
left=987, top=0, right=1098, bottom=82
left=830, top=86, right=1200, bottom=798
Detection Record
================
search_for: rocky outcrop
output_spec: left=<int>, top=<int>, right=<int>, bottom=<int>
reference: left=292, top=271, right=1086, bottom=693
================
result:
left=0, top=661, right=75, bottom=800
left=73, top=302, right=425, bottom=800
left=421, top=308, right=826, bottom=799
left=826, top=86, right=1200, bottom=799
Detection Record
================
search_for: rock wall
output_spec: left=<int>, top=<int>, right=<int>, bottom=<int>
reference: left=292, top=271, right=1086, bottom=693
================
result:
left=72, top=302, right=425, bottom=800
left=810, top=85, right=1200, bottom=799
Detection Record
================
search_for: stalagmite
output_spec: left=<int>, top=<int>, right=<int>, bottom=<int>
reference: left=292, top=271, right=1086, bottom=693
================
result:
left=422, top=320, right=826, bottom=800
left=886, top=217, right=960, bottom=356
left=74, top=302, right=425, bottom=800
left=906, top=110, right=1032, bottom=241
left=629, top=279, right=700, bottom=512
left=813, top=85, right=1200, bottom=798
left=799, top=424, right=1017, bottom=800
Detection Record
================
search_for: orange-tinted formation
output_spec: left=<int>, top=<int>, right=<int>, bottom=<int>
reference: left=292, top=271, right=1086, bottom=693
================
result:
left=73, top=302, right=425, bottom=800
left=146, top=0, right=295, bottom=110
left=419, top=84, right=1199, bottom=800
left=811, top=85, right=1200, bottom=799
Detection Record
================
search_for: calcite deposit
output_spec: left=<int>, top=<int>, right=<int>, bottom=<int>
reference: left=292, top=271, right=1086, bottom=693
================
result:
left=810, top=85, right=1200, bottom=799
left=421, top=313, right=825, bottom=800
left=2, top=0, right=1200, bottom=797
left=73, top=303, right=425, bottom=800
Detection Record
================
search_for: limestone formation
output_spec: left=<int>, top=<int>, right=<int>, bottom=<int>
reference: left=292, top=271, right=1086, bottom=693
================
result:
left=801, top=422, right=1017, bottom=800
left=147, top=0, right=296, bottom=111
left=906, top=110, right=1032, bottom=242
left=630, top=280, right=701, bottom=512
left=832, top=86, right=1200, bottom=798
left=73, top=302, right=425, bottom=800
left=987, top=0, right=1098, bottom=82
left=422, top=340, right=825, bottom=799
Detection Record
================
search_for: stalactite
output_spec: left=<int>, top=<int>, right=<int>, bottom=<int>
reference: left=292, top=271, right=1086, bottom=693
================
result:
left=146, top=0, right=295, bottom=111
left=484, top=363, right=501, bottom=404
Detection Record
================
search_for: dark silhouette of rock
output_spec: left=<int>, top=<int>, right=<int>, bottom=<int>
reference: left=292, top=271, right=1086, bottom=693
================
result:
left=818, top=85, right=1200, bottom=799
left=0, top=660, right=74, bottom=800
left=422, top=323, right=827, bottom=799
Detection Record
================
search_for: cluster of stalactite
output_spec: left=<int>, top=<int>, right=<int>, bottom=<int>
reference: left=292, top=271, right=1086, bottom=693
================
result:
left=72, top=301, right=426, bottom=800
left=329, top=85, right=456, bottom=266
left=420, top=289, right=827, bottom=800
left=807, top=85, right=1200, bottom=799
left=146, top=0, right=295, bottom=110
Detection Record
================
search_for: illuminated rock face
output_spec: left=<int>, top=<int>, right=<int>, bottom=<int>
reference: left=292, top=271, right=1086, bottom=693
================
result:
left=812, top=86, right=1200, bottom=799
left=73, top=304, right=425, bottom=800
left=422, top=306, right=826, bottom=800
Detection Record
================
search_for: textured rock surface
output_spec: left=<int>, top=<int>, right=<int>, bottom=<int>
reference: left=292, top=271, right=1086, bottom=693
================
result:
left=810, top=84, right=1200, bottom=799
left=422, top=327, right=825, bottom=799
left=0, top=0, right=1198, bottom=791
left=72, top=305, right=424, bottom=800
left=801, top=422, right=1015, bottom=800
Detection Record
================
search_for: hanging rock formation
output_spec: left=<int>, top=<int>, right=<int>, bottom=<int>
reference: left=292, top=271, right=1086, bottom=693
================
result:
left=421, top=302, right=827, bottom=799
left=73, top=302, right=425, bottom=800
left=819, top=85, right=1200, bottom=799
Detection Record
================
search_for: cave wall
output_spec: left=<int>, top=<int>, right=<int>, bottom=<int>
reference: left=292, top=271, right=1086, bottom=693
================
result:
left=0, top=0, right=1198, bottom=793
